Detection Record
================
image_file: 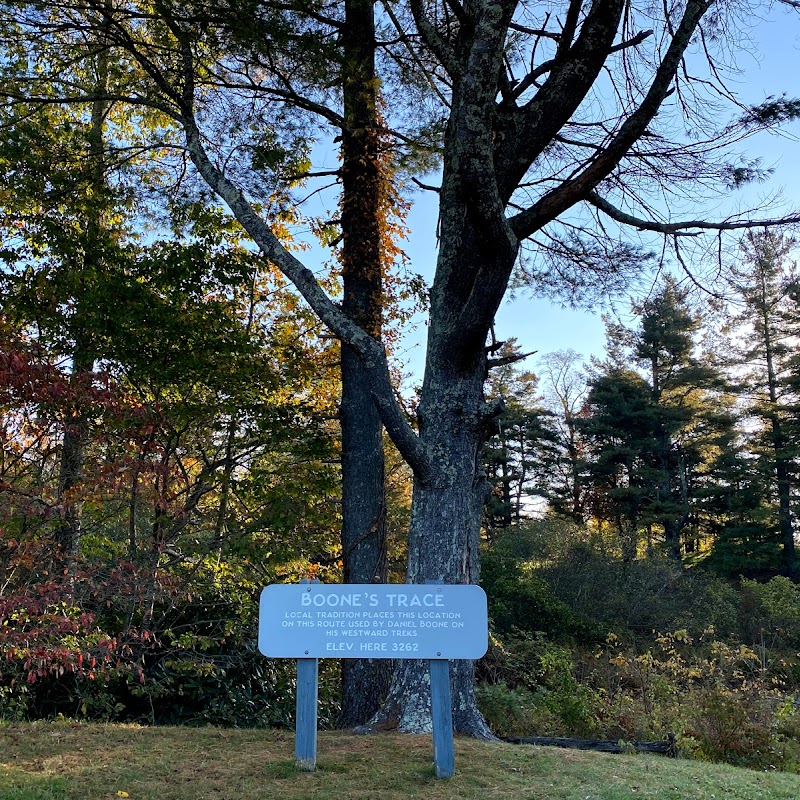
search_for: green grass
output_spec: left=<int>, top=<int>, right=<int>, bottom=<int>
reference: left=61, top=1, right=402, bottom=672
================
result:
left=1, top=722, right=799, bottom=799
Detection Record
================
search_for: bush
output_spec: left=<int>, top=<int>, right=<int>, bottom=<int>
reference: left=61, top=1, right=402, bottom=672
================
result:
left=478, top=635, right=600, bottom=738
left=688, top=687, right=776, bottom=768
left=538, top=541, right=740, bottom=640
left=0, top=550, right=146, bottom=721
left=739, top=576, right=800, bottom=649
left=475, top=682, right=538, bottom=738
left=132, top=636, right=340, bottom=729
left=479, top=625, right=800, bottom=771
left=0, top=538, right=342, bottom=729
left=481, top=537, right=603, bottom=643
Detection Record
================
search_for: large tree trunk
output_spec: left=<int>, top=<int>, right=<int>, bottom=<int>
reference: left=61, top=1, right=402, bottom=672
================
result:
left=357, top=31, right=523, bottom=728
left=339, top=343, right=391, bottom=725
left=363, top=141, right=513, bottom=733
left=337, top=0, right=391, bottom=727
left=364, top=356, right=494, bottom=736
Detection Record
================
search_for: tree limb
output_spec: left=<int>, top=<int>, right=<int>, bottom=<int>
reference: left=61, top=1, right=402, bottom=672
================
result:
left=495, top=0, right=626, bottom=200
left=586, top=192, right=800, bottom=234
left=609, top=29, right=654, bottom=54
left=409, top=0, right=462, bottom=79
left=509, top=0, right=712, bottom=238
left=179, top=114, right=433, bottom=483
left=487, top=350, right=537, bottom=369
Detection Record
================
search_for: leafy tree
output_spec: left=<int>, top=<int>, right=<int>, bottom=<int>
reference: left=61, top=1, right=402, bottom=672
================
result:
left=0, top=41, right=120, bottom=560
left=701, top=418, right=779, bottom=577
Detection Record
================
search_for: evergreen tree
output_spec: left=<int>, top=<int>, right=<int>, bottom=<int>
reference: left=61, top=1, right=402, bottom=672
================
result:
left=581, top=280, right=731, bottom=561
left=635, top=280, right=714, bottom=559
left=580, top=366, right=658, bottom=560
left=723, top=231, right=799, bottom=577
left=482, top=343, right=560, bottom=531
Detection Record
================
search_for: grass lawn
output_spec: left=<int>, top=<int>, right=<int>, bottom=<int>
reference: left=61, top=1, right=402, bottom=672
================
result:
left=1, top=722, right=799, bottom=800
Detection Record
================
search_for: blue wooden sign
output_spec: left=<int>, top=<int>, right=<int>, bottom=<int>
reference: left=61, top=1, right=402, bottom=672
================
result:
left=259, top=582, right=488, bottom=778
left=258, top=583, right=488, bottom=660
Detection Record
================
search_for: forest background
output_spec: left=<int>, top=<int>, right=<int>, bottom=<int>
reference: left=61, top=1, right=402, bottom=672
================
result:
left=3, top=0, right=800, bottom=775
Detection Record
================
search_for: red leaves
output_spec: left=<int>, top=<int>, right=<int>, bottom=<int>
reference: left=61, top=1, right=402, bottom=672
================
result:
left=0, top=544, right=150, bottom=695
left=0, top=342, right=143, bottom=432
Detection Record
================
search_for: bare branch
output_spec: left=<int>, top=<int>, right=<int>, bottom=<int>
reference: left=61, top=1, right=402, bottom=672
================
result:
left=508, top=22, right=560, bottom=41
left=609, top=29, right=654, bottom=54
left=509, top=0, right=712, bottom=238
left=380, top=0, right=451, bottom=107
left=555, top=0, right=583, bottom=63
left=487, top=351, right=537, bottom=369
left=586, top=191, right=800, bottom=234
left=495, top=0, right=626, bottom=199
left=411, top=177, right=441, bottom=192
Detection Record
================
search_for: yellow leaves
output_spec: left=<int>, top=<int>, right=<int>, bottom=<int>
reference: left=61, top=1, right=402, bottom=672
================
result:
left=636, top=652, right=655, bottom=669
left=116, top=791, right=130, bottom=797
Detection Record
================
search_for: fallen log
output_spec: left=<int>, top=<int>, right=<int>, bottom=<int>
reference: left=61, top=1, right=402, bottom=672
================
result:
left=505, top=732, right=678, bottom=758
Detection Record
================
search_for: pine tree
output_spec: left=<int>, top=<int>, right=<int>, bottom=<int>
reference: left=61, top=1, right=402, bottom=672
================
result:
left=724, top=231, right=799, bottom=577
left=482, top=344, right=560, bottom=531
left=581, top=280, right=730, bottom=561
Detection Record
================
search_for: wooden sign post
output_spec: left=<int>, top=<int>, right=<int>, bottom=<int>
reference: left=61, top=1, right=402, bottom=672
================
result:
left=295, top=656, right=318, bottom=769
left=258, top=582, right=488, bottom=778
left=429, top=658, right=455, bottom=778
left=294, top=579, right=319, bottom=770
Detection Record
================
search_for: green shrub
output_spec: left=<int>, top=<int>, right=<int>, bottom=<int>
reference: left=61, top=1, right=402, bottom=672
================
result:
left=480, top=625, right=800, bottom=771
left=739, top=576, right=800, bottom=649
left=478, top=636, right=600, bottom=738
left=480, top=542, right=602, bottom=643
left=134, top=638, right=340, bottom=729
left=475, top=682, right=537, bottom=738
left=540, top=544, right=740, bottom=640
left=688, top=687, right=776, bottom=769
